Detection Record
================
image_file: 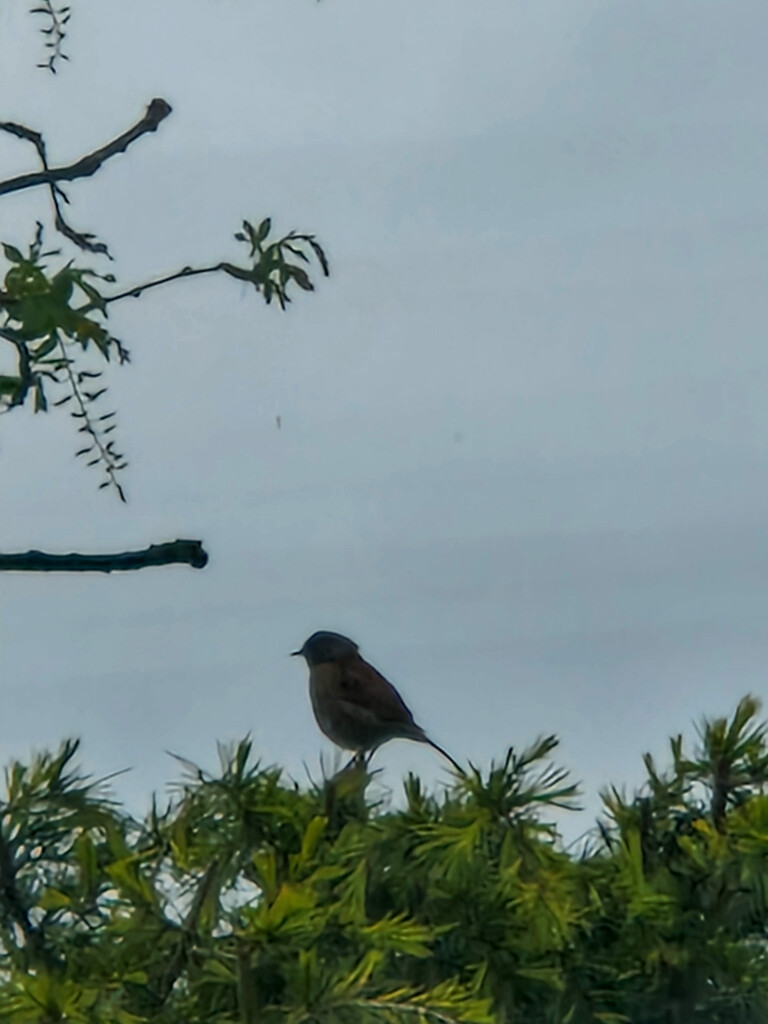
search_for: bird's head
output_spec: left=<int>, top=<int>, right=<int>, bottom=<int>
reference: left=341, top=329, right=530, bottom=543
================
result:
left=292, top=631, right=359, bottom=666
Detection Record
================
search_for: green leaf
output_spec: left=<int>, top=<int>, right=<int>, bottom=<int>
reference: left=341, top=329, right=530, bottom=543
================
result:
left=337, top=856, right=368, bottom=924
left=252, top=850, right=278, bottom=902
left=0, top=376, right=22, bottom=396
left=50, top=268, right=75, bottom=303
left=288, top=265, right=314, bottom=291
left=105, top=856, right=156, bottom=905
left=308, top=237, right=330, bottom=276
left=75, top=834, right=99, bottom=895
left=77, top=279, right=107, bottom=314
left=300, top=815, right=327, bottom=864
left=221, top=261, right=255, bottom=283
left=359, top=912, right=435, bottom=957
left=38, top=888, right=72, bottom=910
left=32, top=332, right=59, bottom=360
left=2, top=243, right=24, bottom=263
left=267, top=882, right=317, bottom=928
left=515, top=965, right=564, bottom=990
left=332, top=949, right=384, bottom=996
left=4, top=261, right=49, bottom=298
left=122, top=971, right=148, bottom=984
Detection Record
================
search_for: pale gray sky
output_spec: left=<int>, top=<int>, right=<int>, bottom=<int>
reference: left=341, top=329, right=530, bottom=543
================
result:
left=1, top=0, right=767, bottom=827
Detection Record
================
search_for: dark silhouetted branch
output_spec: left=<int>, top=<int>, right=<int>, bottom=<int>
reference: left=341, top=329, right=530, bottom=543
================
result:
left=32, top=0, right=70, bottom=73
left=0, top=539, right=208, bottom=573
left=102, top=264, right=224, bottom=306
left=0, top=99, right=172, bottom=198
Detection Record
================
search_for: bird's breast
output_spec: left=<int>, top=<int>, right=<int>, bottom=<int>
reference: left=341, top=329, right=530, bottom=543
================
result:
left=308, top=663, right=348, bottom=740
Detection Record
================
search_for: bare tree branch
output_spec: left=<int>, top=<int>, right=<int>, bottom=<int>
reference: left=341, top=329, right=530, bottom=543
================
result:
left=0, top=99, right=172, bottom=198
left=92, top=227, right=330, bottom=310
left=0, top=110, right=105, bottom=255
left=101, top=264, right=224, bottom=306
left=0, top=539, right=208, bottom=573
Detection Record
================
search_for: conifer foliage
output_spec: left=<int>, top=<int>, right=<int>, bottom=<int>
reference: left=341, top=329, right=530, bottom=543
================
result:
left=0, top=700, right=768, bottom=1022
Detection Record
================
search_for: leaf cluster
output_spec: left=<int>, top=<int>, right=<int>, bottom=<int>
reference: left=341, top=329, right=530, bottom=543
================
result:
left=229, top=219, right=329, bottom=311
left=1, top=87, right=329, bottom=500
left=1, top=227, right=129, bottom=497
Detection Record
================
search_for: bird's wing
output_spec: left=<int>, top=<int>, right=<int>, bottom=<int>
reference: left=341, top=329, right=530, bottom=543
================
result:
left=337, top=656, right=419, bottom=728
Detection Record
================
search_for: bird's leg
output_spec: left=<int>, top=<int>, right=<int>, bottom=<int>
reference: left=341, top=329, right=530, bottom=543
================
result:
left=341, top=750, right=367, bottom=773
left=363, top=747, right=379, bottom=770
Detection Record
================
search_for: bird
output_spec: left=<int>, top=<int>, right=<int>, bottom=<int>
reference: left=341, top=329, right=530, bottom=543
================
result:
left=292, top=630, right=462, bottom=773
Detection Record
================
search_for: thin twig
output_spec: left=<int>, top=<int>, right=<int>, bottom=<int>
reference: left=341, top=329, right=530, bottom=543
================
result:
left=58, top=335, right=126, bottom=499
left=100, top=264, right=224, bottom=307
left=32, top=0, right=70, bottom=73
left=0, top=117, right=102, bottom=251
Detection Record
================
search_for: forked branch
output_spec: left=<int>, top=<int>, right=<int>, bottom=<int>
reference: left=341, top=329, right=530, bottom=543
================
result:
left=0, top=99, right=172, bottom=198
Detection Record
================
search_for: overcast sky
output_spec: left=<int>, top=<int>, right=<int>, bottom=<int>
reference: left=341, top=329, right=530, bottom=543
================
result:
left=1, top=0, right=767, bottom=833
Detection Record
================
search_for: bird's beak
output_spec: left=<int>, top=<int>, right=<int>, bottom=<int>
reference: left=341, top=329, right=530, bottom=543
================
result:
left=290, top=649, right=302, bottom=657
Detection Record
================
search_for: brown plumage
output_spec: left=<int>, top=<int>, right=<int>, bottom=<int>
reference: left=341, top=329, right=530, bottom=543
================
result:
left=292, top=631, right=462, bottom=773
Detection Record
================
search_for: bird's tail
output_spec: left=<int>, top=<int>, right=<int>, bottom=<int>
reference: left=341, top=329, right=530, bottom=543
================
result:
left=425, top=737, right=465, bottom=776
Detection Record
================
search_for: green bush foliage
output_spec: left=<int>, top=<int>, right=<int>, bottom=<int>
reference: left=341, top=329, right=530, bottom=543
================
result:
left=1, top=698, right=767, bottom=1023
